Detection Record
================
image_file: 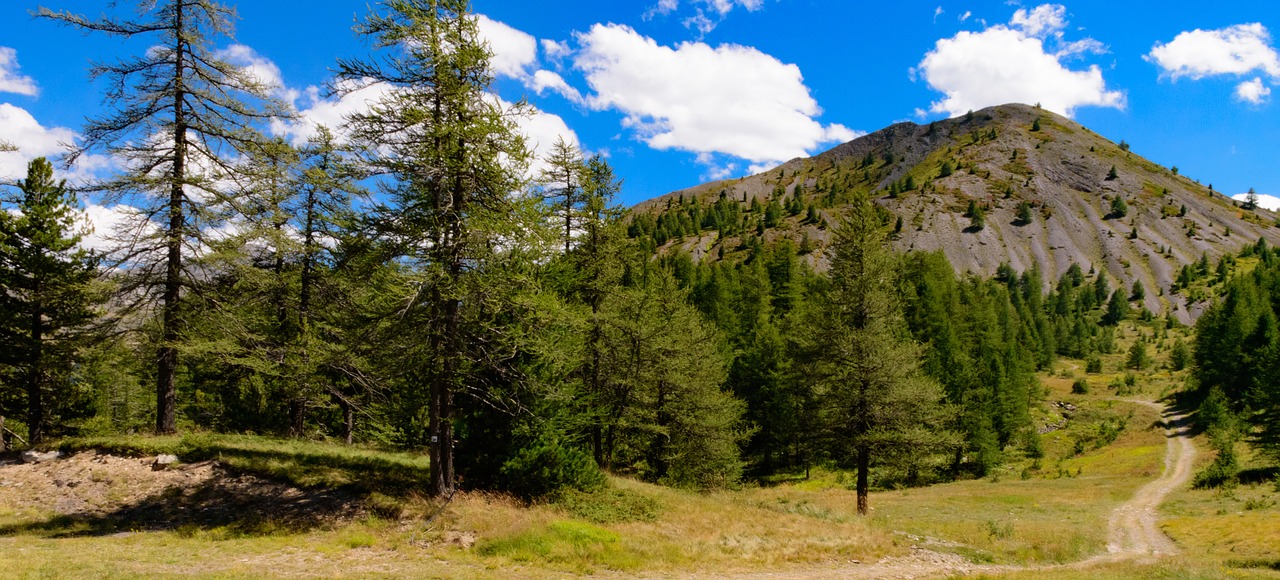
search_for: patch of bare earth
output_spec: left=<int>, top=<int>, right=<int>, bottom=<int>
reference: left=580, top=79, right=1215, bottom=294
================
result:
left=0, top=450, right=365, bottom=534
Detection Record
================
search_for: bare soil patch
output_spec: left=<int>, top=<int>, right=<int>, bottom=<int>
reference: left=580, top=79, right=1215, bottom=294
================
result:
left=0, top=450, right=365, bottom=536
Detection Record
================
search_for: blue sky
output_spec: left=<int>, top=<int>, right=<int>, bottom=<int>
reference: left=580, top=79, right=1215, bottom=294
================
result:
left=1, top=0, right=1277, bottom=211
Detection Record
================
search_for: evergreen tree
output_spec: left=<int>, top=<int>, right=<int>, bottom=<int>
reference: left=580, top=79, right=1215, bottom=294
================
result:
left=338, top=0, right=535, bottom=496
left=1103, top=290, right=1129, bottom=326
left=1245, top=187, right=1259, bottom=211
left=795, top=197, right=954, bottom=514
left=39, top=0, right=289, bottom=434
left=0, top=158, right=102, bottom=443
left=1127, top=340, right=1150, bottom=371
left=1016, top=201, right=1033, bottom=225
left=540, top=136, right=586, bottom=253
left=1110, top=195, right=1128, bottom=218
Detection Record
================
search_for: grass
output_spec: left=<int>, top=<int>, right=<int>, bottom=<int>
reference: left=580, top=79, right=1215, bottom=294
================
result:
left=0, top=339, right=1273, bottom=577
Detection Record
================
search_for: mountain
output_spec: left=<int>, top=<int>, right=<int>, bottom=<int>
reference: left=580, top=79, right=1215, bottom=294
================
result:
left=629, top=103, right=1280, bottom=322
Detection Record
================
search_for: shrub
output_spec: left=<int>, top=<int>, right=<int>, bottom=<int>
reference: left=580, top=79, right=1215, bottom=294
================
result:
left=501, top=438, right=607, bottom=500
left=1085, top=356, right=1103, bottom=374
left=1071, top=379, right=1089, bottom=395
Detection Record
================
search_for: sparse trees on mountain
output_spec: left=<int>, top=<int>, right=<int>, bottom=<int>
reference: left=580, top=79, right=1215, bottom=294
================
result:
left=0, top=158, right=102, bottom=444
left=1109, top=195, right=1128, bottom=219
left=1107, top=165, right=1119, bottom=180
left=1245, top=187, right=1259, bottom=211
left=38, top=0, right=289, bottom=434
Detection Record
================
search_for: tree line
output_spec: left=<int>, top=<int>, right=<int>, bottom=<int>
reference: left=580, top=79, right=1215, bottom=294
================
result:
left=0, top=0, right=1156, bottom=510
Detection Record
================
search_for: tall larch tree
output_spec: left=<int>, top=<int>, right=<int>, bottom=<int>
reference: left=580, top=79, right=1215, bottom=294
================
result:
left=0, top=158, right=101, bottom=443
left=38, top=0, right=288, bottom=434
left=337, top=0, right=533, bottom=496
left=795, top=195, right=954, bottom=515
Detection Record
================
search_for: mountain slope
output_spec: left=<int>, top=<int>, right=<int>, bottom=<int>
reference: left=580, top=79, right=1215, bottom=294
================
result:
left=630, top=103, right=1280, bottom=321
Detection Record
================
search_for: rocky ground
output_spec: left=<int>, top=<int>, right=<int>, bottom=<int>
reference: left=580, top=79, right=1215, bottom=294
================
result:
left=0, top=450, right=364, bottom=535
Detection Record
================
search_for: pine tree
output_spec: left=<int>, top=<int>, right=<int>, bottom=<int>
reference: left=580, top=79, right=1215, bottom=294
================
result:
left=1245, top=187, right=1259, bottom=211
left=541, top=137, right=586, bottom=253
left=1110, top=195, right=1128, bottom=218
left=0, top=158, right=102, bottom=443
left=337, top=0, right=538, bottom=496
left=795, top=197, right=954, bottom=514
left=1103, top=289, right=1129, bottom=326
left=1016, top=201, right=1033, bottom=225
left=39, top=1, right=289, bottom=434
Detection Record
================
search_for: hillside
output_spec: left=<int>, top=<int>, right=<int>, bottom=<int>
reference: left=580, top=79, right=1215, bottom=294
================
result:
left=630, top=103, right=1280, bottom=322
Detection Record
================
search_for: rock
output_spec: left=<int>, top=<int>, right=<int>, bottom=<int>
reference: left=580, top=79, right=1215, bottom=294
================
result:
left=152, top=454, right=180, bottom=470
left=20, top=450, right=62, bottom=464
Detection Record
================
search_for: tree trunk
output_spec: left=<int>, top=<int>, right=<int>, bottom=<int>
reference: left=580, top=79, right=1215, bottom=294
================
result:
left=27, top=295, right=44, bottom=444
left=856, top=444, right=870, bottom=516
left=1, top=416, right=7, bottom=451
left=157, top=6, right=186, bottom=436
left=288, top=398, right=306, bottom=438
left=343, top=401, right=354, bottom=445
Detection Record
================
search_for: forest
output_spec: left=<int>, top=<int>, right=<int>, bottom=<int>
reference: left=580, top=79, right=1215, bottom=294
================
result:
left=2, top=0, right=1278, bottom=517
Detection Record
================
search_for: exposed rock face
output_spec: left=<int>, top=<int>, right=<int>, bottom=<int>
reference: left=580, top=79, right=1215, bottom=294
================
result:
left=634, top=103, right=1279, bottom=323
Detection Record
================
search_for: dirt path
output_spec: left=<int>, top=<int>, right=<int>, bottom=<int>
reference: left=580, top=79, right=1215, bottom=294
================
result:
left=1086, top=400, right=1196, bottom=564
left=683, top=399, right=1197, bottom=579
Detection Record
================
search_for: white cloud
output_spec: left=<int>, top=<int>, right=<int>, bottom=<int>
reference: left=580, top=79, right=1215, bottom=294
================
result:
left=959, top=11, right=972, bottom=23
left=215, top=44, right=297, bottom=102
left=0, top=47, right=39, bottom=97
left=79, top=203, right=149, bottom=254
left=1236, top=77, right=1272, bottom=104
left=1010, top=4, right=1067, bottom=38
left=1232, top=192, right=1280, bottom=211
left=0, top=103, right=78, bottom=179
left=271, top=80, right=396, bottom=145
left=934, top=7, right=944, bottom=23
left=647, top=0, right=765, bottom=35
left=476, top=14, right=538, bottom=80
left=1148, top=23, right=1280, bottom=81
left=916, top=5, right=1124, bottom=118
left=517, top=103, right=581, bottom=179
left=541, top=39, right=572, bottom=61
left=573, top=23, right=856, bottom=168
left=530, top=70, right=584, bottom=103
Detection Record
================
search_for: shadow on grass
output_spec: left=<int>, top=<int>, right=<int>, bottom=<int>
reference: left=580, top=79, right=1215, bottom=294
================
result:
left=1228, top=558, right=1280, bottom=571
left=0, top=464, right=365, bottom=538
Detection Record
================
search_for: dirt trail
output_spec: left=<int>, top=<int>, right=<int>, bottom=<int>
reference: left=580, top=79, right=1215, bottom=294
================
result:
left=683, top=399, right=1197, bottom=579
left=1087, top=400, right=1196, bottom=564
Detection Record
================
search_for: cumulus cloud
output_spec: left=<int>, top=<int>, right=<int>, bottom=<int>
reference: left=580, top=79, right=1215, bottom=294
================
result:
left=271, top=80, right=396, bottom=145
left=0, top=47, right=39, bottom=97
left=476, top=14, right=539, bottom=79
left=1236, top=77, right=1272, bottom=104
left=1009, top=4, right=1067, bottom=38
left=530, top=70, right=584, bottom=103
left=1232, top=192, right=1280, bottom=211
left=573, top=23, right=858, bottom=168
left=215, top=44, right=298, bottom=102
left=916, top=4, right=1124, bottom=118
left=515, top=102, right=581, bottom=178
left=1148, top=23, right=1280, bottom=80
left=647, top=0, right=766, bottom=35
left=0, top=103, right=81, bottom=179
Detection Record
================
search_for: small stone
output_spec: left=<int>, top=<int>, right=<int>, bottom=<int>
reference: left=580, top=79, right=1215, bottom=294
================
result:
left=20, top=450, right=62, bottom=464
left=152, top=454, right=180, bottom=470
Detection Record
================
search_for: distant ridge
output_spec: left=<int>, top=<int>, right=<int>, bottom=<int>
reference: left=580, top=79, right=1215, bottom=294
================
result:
left=630, top=103, right=1280, bottom=322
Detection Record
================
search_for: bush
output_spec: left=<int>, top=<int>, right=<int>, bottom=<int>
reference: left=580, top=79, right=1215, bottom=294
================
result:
left=1071, top=379, right=1089, bottom=395
left=500, top=438, right=607, bottom=500
left=1085, top=356, right=1103, bottom=374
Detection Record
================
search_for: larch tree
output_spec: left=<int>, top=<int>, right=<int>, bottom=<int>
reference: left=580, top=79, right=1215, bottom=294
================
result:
left=0, top=158, right=101, bottom=443
left=38, top=0, right=288, bottom=434
left=796, top=195, right=954, bottom=515
left=540, top=137, right=585, bottom=254
left=337, top=0, right=534, bottom=496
